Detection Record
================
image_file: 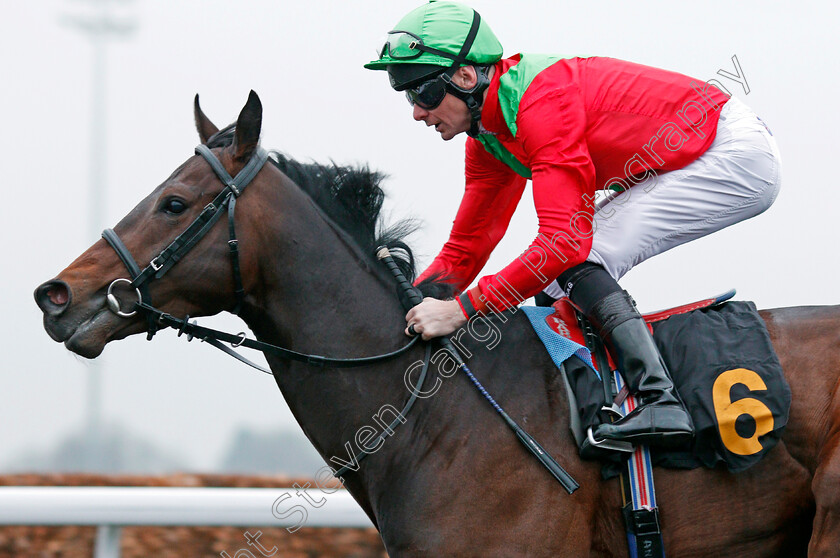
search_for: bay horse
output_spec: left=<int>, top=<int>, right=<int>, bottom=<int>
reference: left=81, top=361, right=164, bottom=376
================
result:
left=34, top=91, right=839, bottom=557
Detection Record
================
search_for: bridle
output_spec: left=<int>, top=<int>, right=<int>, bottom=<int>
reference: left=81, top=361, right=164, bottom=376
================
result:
left=100, top=143, right=430, bottom=478
left=103, top=144, right=267, bottom=338
left=98, top=142, right=577, bottom=490
left=101, top=143, right=420, bottom=369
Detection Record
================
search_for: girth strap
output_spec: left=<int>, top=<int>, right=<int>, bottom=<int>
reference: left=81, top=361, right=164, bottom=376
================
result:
left=574, top=310, right=665, bottom=556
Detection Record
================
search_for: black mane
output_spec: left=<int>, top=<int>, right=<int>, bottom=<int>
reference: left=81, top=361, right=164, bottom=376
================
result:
left=206, top=125, right=454, bottom=299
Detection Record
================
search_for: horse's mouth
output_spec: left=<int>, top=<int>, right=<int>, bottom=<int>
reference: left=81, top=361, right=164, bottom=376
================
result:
left=44, top=304, right=145, bottom=359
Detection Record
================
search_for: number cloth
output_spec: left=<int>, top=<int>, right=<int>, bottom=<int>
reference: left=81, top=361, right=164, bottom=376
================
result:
left=649, top=300, right=789, bottom=472
left=526, top=299, right=790, bottom=473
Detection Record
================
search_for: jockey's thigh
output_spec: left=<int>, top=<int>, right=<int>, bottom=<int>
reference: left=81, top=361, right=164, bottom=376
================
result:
left=586, top=96, right=781, bottom=281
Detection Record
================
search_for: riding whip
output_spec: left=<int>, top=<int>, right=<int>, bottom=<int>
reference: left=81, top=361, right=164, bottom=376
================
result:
left=377, top=247, right=579, bottom=494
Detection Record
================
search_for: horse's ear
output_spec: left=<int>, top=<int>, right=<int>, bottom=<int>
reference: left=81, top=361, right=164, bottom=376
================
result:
left=194, top=94, right=219, bottom=145
left=233, top=90, right=262, bottom=161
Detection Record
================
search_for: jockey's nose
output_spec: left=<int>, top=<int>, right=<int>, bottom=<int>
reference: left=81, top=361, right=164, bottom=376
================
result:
left=35, top=279, right=71, bottom=317
left=413, top=104, right=429, bottom=121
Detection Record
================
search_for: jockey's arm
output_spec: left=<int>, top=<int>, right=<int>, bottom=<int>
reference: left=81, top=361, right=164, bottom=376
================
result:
left=466, top=86, right=597, bottom=315
left=416, top=139, right=526, bottom=291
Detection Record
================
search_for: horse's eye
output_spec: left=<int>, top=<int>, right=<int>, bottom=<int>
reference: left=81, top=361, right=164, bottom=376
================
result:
left=163, top=198, right=187, bottom=215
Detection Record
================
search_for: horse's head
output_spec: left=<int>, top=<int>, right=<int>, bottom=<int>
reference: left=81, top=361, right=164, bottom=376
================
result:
left=35, top=91, right=269, bottom=358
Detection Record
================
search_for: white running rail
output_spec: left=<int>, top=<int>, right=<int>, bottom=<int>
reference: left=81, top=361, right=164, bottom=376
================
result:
left=0, top=487, right=372, bottom=558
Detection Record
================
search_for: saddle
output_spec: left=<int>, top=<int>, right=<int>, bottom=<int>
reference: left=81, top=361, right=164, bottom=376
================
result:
left=522, top=290, right=791, bottom=473
left=522, top=292, right=791, bottom=558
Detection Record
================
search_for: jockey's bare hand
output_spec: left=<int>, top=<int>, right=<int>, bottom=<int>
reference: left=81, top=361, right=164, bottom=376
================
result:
left=405, top=297, right=468, bottom=340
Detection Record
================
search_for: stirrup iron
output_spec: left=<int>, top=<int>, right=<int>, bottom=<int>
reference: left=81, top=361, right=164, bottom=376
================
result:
left=586, top=426, right=634, bottom=453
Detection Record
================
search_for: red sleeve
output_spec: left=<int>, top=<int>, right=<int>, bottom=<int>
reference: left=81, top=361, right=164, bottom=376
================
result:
left=416, top=137, right=527, bottom=292
left=470, top=78, right=597, bottom=314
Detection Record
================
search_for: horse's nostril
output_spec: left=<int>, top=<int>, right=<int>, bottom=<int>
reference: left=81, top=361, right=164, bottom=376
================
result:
left=48, top=286, right=68, bottom=305
left=35, top=280, right=72, bottom=315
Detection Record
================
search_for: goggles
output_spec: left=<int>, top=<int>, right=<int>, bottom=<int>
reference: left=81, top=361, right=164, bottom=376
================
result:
left=378, top=30, right=467, bottom=65
left=379, top=30, right=428, bottom=61
left=405, top=74, right=449, bottom=110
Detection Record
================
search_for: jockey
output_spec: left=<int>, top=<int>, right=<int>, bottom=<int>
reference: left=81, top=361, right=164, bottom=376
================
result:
left=365, top=1, right=781, bottom=448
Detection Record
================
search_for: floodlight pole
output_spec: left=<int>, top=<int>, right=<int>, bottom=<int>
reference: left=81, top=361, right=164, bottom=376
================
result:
left=62, top=0, right=136, bottom=471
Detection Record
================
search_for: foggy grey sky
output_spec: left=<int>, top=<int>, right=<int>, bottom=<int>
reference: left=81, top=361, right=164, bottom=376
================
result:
left=3, top=0, right=839, bottom=471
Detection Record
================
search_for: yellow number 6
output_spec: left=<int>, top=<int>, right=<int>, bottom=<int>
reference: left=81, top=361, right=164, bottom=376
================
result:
left=712, top=368, right=774, bottom=456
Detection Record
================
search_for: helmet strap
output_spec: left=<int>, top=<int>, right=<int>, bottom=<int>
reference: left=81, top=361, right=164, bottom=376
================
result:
left=441, top=66, right=492, bottom=137
left=441, top=11, right=491, bottom=137
left=400, top=10, right=494, bottom=137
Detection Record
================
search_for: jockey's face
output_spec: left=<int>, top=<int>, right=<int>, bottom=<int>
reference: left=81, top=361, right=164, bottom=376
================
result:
left=410, top=66, right=478, bottom=141
left=412, top=92, right=472, bottom=141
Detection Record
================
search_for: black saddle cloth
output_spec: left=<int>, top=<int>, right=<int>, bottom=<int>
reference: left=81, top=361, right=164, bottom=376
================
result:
left=565, top=301, right=791, bottom=474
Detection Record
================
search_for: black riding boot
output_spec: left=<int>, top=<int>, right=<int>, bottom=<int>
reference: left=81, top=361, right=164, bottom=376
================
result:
left=557, top=263, right=694, bottom=448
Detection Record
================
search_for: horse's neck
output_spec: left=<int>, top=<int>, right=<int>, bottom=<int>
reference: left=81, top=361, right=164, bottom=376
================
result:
left=238, top=181, right=416, bottom=494
left=234, top=177, right=580, bottom=528
left=245, top=201, right=405, bottom=358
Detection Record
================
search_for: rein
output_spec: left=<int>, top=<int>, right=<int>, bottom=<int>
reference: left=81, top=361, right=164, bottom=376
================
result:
left=99, top=142, right=577, bottom=491
left=100, top=143, right=433, bottom=477
left=134, top=301, right=420, bottom=371
left=101, top=143, right=421, bottom=369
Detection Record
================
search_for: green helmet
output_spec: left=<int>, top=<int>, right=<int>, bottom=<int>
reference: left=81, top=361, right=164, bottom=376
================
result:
left=365, top=1, right=503, bottom=88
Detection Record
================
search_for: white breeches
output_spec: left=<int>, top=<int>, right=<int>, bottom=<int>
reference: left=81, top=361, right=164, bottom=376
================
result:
left=543, top=96, right=781, bottom=299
